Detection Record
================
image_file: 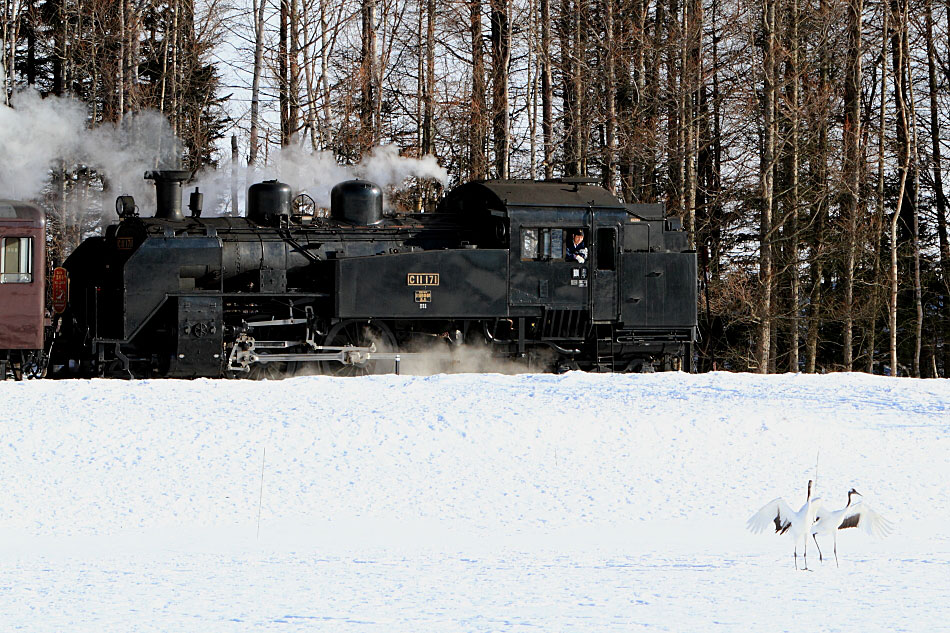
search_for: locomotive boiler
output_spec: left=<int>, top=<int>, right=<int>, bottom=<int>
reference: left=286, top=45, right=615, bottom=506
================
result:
left=51, top=171, right=697, bottom=378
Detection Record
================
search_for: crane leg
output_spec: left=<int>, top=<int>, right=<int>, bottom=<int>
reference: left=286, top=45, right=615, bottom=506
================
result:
left=813, top=534, right=823, bottom=562
left=793, top=546, right=798, bottom=569
left=834, top=535, right=839, bottom=568
left=803, top=538, right=809, bottom=570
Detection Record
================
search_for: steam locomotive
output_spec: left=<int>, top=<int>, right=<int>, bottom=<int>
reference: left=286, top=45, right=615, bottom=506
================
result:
left=3, top=171, right=697, bottom=378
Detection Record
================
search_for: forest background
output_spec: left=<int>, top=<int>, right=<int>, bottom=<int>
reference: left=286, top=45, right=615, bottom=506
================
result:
left=1, top=0, right=948, bottom=377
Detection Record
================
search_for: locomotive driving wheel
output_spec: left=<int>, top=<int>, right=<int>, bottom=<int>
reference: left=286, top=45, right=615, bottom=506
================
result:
left=246, top=361, right=296, bottom=380
left=320, top=320, right=397, bottom=376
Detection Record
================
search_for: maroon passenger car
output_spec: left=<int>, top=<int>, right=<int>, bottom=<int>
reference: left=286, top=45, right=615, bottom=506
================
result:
left=0, top=200, right=46, bottom=379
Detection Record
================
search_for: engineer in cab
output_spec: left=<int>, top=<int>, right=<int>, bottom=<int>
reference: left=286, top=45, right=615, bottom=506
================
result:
left=566, top=229, right=588, bottom=264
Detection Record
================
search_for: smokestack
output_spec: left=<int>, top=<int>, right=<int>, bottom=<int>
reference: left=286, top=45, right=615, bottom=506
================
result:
left=144, top=170, right=191, bottom=221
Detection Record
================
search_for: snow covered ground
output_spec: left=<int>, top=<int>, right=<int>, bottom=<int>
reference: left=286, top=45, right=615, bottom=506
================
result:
left=1, top=371, right=949, bottom=632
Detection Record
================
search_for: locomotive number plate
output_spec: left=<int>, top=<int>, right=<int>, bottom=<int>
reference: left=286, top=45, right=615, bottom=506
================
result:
left=117, top=237, right=134, bottom=250
left=414, top=290, right=432, bottom=303
left=407, top=273, right=439, bottom=286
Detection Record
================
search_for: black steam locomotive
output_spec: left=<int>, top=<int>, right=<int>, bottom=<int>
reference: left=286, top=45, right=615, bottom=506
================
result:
left=51, top=171, right=697, bottom=378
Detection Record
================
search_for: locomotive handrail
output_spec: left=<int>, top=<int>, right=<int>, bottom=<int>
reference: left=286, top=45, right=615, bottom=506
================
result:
left=277, top=229, right=322, bottom=263
left=503, top=202, right=625, bottom=210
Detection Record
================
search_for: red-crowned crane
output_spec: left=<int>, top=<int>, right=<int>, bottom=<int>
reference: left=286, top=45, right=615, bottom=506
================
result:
left=748, top=480, right=821, bottom=570
left=811, top=488, right=893, bottom=567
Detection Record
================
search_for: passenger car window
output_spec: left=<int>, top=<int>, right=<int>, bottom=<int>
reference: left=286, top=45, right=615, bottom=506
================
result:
left=0, top=237, right=32, bottom=283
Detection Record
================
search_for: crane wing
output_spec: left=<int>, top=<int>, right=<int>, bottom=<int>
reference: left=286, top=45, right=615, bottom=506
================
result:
left=811, top=503, right=831, bottom=530
left=748, top=497, right=795, bottom=535
left=838, top=501, right=893, bottom=537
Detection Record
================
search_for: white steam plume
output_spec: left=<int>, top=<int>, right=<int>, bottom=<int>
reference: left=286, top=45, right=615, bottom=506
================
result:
left=191, top=144, right=449, bottom=216
left=1, top=90, right=447, bottom=218
left=0, top=89, right=181, bottom=205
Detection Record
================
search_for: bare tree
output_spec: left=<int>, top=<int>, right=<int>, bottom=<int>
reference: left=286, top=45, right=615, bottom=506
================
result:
left=422, top=0, right=435, bottom=156
left=889, top=0, right=910, bottom=376
left=756, top=0, right=777, bottom=373
left=924, top=0, right=950, bottom=374
left=361, top=0, right=379, bottom=155
left=558, top=0, right=581, bottom=175
left=841, top=0, right=863, bottom=370
left=489, top=0, right=510, bottom=178
left=249, top=0, right=267, bottom=165
left=470, top=0, right=487, bottom=179
left=540, top=0, right=553, bottom=178
left=788, top=0, right=801, bottom=371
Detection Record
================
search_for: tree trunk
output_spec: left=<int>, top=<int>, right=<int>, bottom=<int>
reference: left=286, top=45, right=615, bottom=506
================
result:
left=806, top=0, right=831, bottom=374
left=684, top=0, right=702, bottom=246
left=360, top=0, right=378, bottom=156
left=249, top=0, right=267, bottom=165
left=540, top=0, right=553, bottom=178
left=890, top=0, right=910, bottom=377
left=290, top=0, right=301, bottom=144
left=891, top=0, right=915, bottom=243
left=320, top=0, right=333, bottom=150
left=118, top=0, right=126, bottom=120
left=231, top=135, right=239, bottom=216
left=867, top=6, right=889, bottom=374
left=559, top=0, right=580, bottom=175
left=470, top=0, right=487, bottom=179
left=756, top=0, right=777, bottom=374
left=906, top=27, right=922, bottom=377
left=279, top=0, right=290, bottom=146
left=666, top=0, right=682, bottom=216
left=842, top=0, right=863, bottom=371
left=528, top=0, right=538, bottom=179
left=170, top=0, right=180, bottom=138
left=603, top=0, right=616, bottom=192
left=925, top=0, right=950, bottom=375
left=787, top=0, right=800, bottom=371
left=301, top=0, right=318, bottom=149
left=424, top=0, right=435, bottom=157
left=489, top=0, right=510, bottom=178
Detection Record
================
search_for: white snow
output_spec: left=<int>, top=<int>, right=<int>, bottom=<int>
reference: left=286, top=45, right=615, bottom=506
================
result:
left=1, top=371, right=949, bottom=631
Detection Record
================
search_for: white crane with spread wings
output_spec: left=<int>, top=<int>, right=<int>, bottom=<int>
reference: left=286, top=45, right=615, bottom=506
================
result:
left=748, top=480, right=821, bottom=570
left=811, top=488, right=893, bottom=567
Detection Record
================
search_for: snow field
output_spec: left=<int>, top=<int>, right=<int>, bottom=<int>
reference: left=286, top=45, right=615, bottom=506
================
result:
left=1, top=372, right=949, bottom=631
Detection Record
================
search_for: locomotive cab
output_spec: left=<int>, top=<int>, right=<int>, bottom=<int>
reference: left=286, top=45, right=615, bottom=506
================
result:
left=439, top=179, right=697, bottom=371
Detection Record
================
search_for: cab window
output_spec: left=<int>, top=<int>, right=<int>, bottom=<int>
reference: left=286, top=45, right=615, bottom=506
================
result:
left=520, top=228, right=566, bottom=261
left=521, top=228, right=539, bottom=260
left=0, top=237, right=32, bottom=283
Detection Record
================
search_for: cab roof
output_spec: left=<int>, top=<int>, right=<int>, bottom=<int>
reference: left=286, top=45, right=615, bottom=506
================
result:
left=439, top=180, right=623, bottom=215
